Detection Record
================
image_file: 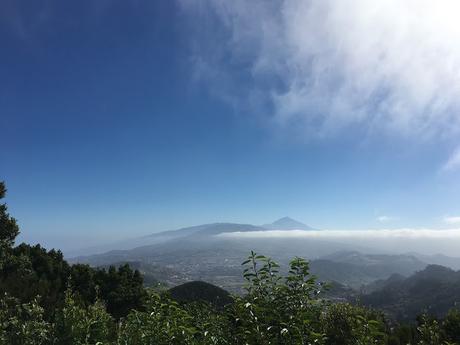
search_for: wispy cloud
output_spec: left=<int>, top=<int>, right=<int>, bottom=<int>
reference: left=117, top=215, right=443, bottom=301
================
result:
left=443, top=216, right=460, bottom=225
left=180, top=0, right=460, bottom=139
left=377, top=216, right=397, bottom=223
left=442, top=147, right=460, bottom=172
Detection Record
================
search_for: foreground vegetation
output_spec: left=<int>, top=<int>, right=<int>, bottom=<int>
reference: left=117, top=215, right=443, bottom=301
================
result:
left=1, top=182, right=460, bottom=344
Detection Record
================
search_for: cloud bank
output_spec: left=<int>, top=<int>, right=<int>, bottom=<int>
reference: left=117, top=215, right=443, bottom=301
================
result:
left=218, top=229, right=460, bottom=240
left=217, top=228, right=460, bottom=256
left=180, top=0, right=460, bottom=141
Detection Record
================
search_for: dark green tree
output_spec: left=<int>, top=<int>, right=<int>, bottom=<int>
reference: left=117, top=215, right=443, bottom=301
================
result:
left=0, top=182, right=19, bottom=246
left=443, top=308, right=460, bottom=343
left=93, top=264, right=147, bottom=319
left=0, top=182, right=20, bottom=269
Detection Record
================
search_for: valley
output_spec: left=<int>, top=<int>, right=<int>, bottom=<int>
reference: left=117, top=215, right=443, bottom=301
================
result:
left=70, top=217, right=460, bottom=321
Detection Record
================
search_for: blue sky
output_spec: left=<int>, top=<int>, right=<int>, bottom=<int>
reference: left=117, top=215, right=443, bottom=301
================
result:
left=2, top=1, right=460, bottom=251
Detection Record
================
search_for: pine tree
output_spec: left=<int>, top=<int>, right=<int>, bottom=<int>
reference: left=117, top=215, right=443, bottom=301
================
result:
left=0, top=182, right=19, bottom=245
left=0, top=182, right=20, bottom=269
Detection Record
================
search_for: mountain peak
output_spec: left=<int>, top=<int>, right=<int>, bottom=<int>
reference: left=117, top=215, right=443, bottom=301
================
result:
left=264, top=217, right=314, bottom=230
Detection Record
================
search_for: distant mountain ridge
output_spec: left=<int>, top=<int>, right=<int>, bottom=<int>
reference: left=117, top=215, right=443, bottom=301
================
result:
left=308, top=251, right=427, bottom=289
left=67, top=217, right=314, bottom=257
left=146, top=217, right=314, bottom=239
left=145, top=222, right=266, bottom=239
left=69, top=219, right=460, bottom=299
left=321, top=251, right=424, bottom=273
left=262, top=216, right=314, bottom=230
left=362, top=264, right=460, bottom=320
left=406, top=252, right=460, bottom=270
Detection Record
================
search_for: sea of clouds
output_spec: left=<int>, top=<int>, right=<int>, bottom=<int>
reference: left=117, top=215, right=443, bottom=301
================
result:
left=218, top=228, right=460, bottom=256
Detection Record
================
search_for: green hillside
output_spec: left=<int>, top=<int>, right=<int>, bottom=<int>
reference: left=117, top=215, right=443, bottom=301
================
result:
left=363, top=264, right=460, bottom=321
left=169, top=281, right=233, bottom=308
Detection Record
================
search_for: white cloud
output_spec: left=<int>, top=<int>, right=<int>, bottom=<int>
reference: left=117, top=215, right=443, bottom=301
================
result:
left=443, top=216, right=460, bottom=225
left=217, top=228, right=460, bottom=240
left=180, top=0, right=460, bottom=139
left=216, top=228, right=460, bottom=256
left=377, top=216, right=396, bottom=223
left=442, top=147, right=460, bottom=172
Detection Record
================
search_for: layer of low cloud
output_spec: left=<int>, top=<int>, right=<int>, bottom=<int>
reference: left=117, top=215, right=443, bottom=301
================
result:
left=180, top=0, right=460, bottom=160
left=218, top=229, right=460, bottom=240
left=217, top=228, right=460, bottom=256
